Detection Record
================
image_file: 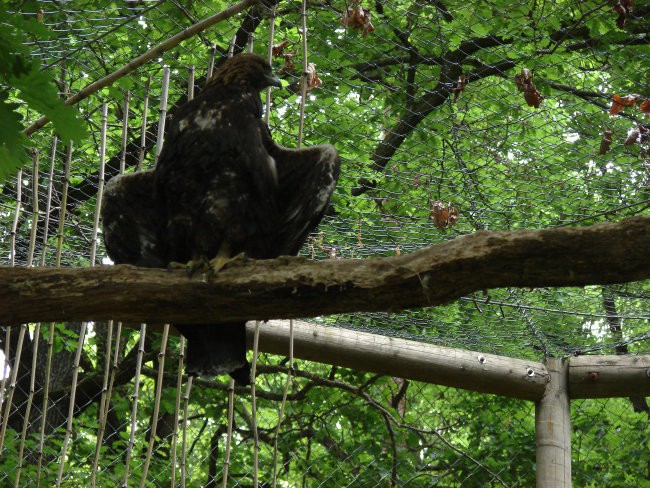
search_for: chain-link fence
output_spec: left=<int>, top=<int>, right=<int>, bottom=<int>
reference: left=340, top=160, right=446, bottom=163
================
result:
left=1, top=0, right=649, bottom=486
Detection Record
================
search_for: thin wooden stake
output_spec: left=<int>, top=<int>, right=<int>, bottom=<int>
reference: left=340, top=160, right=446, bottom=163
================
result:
left=15, top=323, right=41, bottom=487
left=91, top=321, right=122, bottom=487
left=55, top=322, right=87, bottom=487
left=228, top=35, right=237, bottom=59
left=90, top=320, right=114, bottom=487
left=119, top=91, right=131, bottom=173
left=0, top=325, right=26, bottom=454
left=170, top=336, right=186, bottom=488
left=0, top=327, right=11, bottom=428
left=251, top=321, right=261, bottom=488
left=10, top=169, right=23, bottom=267
left=55, top=143, right=72, bottom=267
left=36, top=323, right=55, bottom=487
left=264, top=5, right=277, bottom=124
left=155, top=67, right=171, bottom=161
left=139, top=324, right=170, bottom=487
left=297, top=0, right=309, bottom=149
left=122, top=324, right=147, bottom=487
left=207, top=44, right=217, bottom=80
left=137, top=77, right=151, bottom=171
left=272, top=319, right=295, bottom=487
left=90, top=103, right=108, bottom=266
left=40, top=136, right=58, bottom=266
left=27, top=150, right=40, bottom=267
left=188, top=66, right=195, bottom=101
left=100, top=322, right=123, bottom=449
left=181, top=376, right=194, bottom=488
left=221, top=378, right=235, bottom=488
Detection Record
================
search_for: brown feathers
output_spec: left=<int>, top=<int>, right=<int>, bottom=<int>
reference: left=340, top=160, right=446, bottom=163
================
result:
left=102, top=54, right=340, bottom=383
left=206, top=53, right=282, bottom=90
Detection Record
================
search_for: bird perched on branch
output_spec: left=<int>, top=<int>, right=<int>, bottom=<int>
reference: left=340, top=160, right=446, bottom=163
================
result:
left=102, top=54, right=340, bottom=385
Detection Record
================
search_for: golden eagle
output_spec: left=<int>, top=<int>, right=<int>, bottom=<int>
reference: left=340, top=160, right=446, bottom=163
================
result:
left=102, top=54, right=340, bottom=385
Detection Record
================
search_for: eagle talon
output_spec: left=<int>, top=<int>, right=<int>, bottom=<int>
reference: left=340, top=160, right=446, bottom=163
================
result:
left=168, top=258, right=209, bottom=277
left=208, top=252, right=246, bottom=275
left=167, top=261, right=187, bottom=271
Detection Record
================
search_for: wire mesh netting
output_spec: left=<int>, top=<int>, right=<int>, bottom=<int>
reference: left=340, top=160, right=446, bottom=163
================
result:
left=0, top=0, right=649, bottom=486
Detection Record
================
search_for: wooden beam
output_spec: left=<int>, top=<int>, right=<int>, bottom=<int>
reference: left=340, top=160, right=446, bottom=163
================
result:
left=248, top=320, right=549, bottom=400
left=2, top=216, right=650, bottom=325
left=39, top=319, right=650, bottom=402
left=568, top=355, right=650, bottom=399
left=536, top=358, right=572, bottom=488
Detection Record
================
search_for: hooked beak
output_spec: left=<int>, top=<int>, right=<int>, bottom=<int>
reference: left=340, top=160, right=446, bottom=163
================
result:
left=266, top=73, right=283, bottom=88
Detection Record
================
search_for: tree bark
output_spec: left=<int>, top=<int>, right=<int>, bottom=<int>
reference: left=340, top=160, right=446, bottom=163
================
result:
left=536, top=358, right=572, bottom=488
left=1, top=216, right=650, bottom=325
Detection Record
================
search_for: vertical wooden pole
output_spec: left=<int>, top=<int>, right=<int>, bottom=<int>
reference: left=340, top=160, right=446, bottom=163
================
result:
left=155, top=67, right=171, bottom=161
left=136, top=77, right=151, bottom=172
left=27, top=150, right=39, bottom=267
left=536, top=358, right=571, bottom=488
left=89, top=102, right=108, bottom=266
left=40, top=135, right=58, bottom=266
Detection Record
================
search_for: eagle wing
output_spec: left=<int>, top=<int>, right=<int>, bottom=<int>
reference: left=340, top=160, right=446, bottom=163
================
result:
left=101, top=170, right=164, bottom=268
left=262, top=124, right=341, bottom=256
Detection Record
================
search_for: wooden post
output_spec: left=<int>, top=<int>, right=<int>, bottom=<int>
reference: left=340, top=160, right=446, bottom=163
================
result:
left=536, top=358, right=571, bottom=488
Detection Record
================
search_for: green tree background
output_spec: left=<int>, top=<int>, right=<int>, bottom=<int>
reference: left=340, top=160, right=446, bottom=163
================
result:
left=0, top=0, right=648, bottom=486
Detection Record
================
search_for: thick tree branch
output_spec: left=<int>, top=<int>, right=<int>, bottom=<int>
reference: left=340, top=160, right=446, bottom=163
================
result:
left=1, top=216, right=649, bottom=325
left=547, top=81, right=646, bottom=124
left=369, top=36, right=509, bottom=168
left=351, top=9, right=648, bottom=196
left=351, top=37, right=513, bottom=196
left=23, top=0, right=261, bottom=137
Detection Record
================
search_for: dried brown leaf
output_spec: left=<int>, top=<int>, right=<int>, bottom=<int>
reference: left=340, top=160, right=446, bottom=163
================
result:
left=610, top=93, right=640, bottom=116
left=429, top=201, right=459, bottom=229
left=304, top=63, right=323, bottom=92
left=341, top=2, right=375, bottom=36
left=639, top=99, right=650, bottom=114
left=272, top=40, right=290, bottom=57
left=524, top=86, right=543, bottom=108
left=277, top=50, right=297, bottom=75
left=624, top=127, right=640, bottom=146
left=452, top=74, right=467, bottom=101
left=611, top=0, right=633, bottom=29
left=599, top=129, right=614, bottom=154
left=514, top=68, right=532, bottom=92
left=514, top=69, right=543, bottom=108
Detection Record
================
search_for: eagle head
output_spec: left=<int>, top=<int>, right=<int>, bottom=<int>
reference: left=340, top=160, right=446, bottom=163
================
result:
left=209, top=53, right=282, bottom=91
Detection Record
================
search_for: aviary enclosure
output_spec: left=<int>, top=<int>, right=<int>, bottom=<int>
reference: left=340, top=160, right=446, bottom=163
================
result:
left=1, top=0, right=649, bottom=486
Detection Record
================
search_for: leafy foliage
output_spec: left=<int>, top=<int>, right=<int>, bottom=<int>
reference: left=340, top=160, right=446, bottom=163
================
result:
left=0, top=0, right=648, bottom=486
left=0, top=2, right=86, bottom=181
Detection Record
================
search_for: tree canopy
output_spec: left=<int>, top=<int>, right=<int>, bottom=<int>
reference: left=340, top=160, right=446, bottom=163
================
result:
left=0, top=0, right=648, bottom=486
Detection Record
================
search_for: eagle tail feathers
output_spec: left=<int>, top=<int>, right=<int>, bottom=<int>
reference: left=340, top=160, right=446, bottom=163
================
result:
left=177, top=322, right=251, bottom=386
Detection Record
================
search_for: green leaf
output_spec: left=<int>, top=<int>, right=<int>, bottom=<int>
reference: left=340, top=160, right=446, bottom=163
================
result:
left=9, top=63, right=87, bottom=143
left=0, top=3, right=87, bottom=181
left=0, top=91, right=31, bottom=180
